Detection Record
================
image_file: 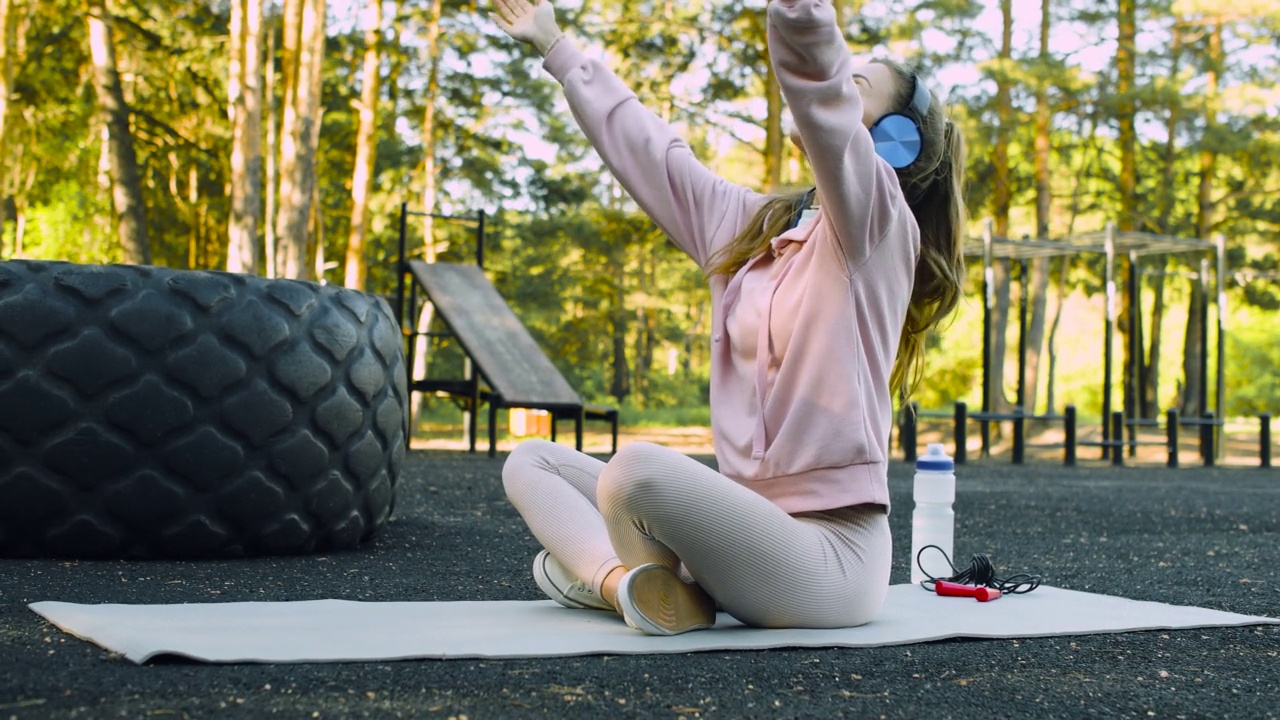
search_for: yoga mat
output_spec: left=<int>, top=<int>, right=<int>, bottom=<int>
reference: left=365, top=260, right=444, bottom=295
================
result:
left=29, top=585, right=1278, bottom=665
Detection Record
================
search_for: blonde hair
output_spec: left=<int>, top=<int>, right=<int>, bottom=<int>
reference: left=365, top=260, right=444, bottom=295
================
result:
left=707, top=61, right=967, bottom=403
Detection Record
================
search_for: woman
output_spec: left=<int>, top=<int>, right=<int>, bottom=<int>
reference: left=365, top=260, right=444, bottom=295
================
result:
left=493, top=0, right=966, bottom=635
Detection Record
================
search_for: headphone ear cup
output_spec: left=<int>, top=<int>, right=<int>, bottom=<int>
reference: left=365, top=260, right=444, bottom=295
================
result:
left=869, top=114, right=923, bottom=169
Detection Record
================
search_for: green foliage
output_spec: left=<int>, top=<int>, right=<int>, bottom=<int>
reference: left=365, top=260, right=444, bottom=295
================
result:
left=19, top=181, right=118, bottom=264
left=2, top=0, right=1278, bottom=429
left=1225, top=307, right=1280, bottom=415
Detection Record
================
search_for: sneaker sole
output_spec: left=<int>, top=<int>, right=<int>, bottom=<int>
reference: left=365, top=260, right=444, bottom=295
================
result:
left=617, top=564, right=717, bottom=636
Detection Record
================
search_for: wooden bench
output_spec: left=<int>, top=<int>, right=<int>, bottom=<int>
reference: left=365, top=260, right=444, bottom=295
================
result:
left=405, top=260, right=619, bottom=457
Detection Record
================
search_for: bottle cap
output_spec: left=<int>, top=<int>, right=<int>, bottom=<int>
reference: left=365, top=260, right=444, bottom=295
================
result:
left=916, top=443, right=954, bottom=471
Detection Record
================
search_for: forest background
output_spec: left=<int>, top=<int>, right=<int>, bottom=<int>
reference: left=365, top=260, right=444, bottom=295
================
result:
left=1, top=0, right=1278, bottom=435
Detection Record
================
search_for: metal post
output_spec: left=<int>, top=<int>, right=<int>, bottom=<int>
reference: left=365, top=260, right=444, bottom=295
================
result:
left=488, top=400, right=499, bottom=458
left=981, top=220, right=994, bottom=459
left=1127, top=250, right=1139, bottom=458
left=1198, top=258, right=1210, bottom=427
left=468, top=362, right=479, bottom=454
left=901, top=403, right=918, bottom=463
left=1135, top=253, right=1149, bottom=419
left=1166, top=408, right=1179, bottom=468
left=1201, top=412, right=1215, bottom=467
left=1111, top=411, right=1124, bottom=466
left=1261, top=413, right=1272, bottom=469
left=1017, top=258, right=1028, bottom=417
left=955, top=401, right=968, bottom=465
left=1064, top=405, right=1076, bottom=466
left=1215, top=235, right=1226, bottom=461
left=406, top=281, right=418, bottom=394
left=477, top=210, right=487, bottom=269
left=1103, top=223, right=1117, bottom=461
left=1012, top=409, right=1025, bottom=465
left=396, top=203, right=408, bottom=326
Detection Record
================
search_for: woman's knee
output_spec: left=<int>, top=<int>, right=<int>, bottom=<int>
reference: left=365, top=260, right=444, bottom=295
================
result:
left=597, top=442, right=675, bottom=509
left=501, top=439, right=561, bottom=499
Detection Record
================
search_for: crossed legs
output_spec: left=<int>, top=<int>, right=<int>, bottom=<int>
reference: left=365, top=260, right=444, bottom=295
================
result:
left=502, top=440, right=891, bottom=630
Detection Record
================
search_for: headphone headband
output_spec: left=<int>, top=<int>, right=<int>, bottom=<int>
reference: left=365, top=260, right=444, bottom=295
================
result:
left=907, top=74, right=931, bottom=119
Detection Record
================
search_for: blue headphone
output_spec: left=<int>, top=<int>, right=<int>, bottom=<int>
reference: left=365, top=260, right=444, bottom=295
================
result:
left=869, top=75, right=931, bottom=169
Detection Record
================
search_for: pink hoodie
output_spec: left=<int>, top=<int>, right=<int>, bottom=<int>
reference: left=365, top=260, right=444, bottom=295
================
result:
left=542, top=0, right=919, bottom=513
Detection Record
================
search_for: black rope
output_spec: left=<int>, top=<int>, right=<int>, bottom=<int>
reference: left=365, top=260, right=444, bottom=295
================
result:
left=915, top=545, right=1042, bottom=595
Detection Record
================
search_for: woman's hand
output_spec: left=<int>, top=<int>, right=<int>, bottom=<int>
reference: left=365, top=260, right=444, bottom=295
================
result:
left=492, top=0, right=563, bottom=56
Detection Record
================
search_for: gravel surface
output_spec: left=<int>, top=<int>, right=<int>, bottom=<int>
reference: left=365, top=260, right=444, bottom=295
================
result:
left=3, top=451, right=1277, bottom=719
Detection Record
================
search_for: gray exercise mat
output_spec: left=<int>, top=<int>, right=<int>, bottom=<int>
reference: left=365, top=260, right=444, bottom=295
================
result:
left=29, top=585, right=1278, bottom=664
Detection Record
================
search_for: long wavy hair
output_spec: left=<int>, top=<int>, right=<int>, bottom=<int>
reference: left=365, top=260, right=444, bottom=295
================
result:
left=706, top=59, right=967, bottom=403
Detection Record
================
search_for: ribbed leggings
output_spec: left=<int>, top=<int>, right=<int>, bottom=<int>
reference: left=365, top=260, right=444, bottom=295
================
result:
left=502, top=440, right=892, bottom=629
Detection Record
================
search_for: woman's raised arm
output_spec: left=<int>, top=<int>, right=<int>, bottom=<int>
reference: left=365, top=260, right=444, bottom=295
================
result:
left=766, top=0, right=910, bottom=270
left=492, top=0, right=760, bottom=269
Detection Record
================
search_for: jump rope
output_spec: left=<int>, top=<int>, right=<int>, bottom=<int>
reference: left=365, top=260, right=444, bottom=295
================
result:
left=914, top=545, right=1042, bottom=601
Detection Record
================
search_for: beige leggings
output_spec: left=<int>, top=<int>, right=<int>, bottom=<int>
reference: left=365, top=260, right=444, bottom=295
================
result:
left=502, top=440, right=892, bottom=629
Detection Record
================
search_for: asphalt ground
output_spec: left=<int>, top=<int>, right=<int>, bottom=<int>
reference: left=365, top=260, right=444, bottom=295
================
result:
left=3, top=450, right=1277, bottom=719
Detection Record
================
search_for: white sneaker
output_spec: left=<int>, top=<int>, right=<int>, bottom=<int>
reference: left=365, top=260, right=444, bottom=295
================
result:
left=615, top=563, right=717, bottom=635
left=532, top=550, right=613, bottom=610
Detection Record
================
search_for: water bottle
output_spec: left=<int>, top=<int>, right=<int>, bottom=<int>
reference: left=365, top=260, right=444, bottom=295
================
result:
left=910, top=443, right=956, bottom=585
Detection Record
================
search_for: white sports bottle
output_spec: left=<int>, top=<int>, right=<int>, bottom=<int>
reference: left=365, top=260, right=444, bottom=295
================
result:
left=909, top=443, right=956, bottom=585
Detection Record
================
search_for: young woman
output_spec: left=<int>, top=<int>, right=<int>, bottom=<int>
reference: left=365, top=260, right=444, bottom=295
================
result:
left=493, top=0, right=966, bottom=635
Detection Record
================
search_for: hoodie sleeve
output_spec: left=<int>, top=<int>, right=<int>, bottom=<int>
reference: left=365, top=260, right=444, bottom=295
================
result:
left=542, top=39, right=761, bottom=270
left=766, top=0, right=909, bottom=269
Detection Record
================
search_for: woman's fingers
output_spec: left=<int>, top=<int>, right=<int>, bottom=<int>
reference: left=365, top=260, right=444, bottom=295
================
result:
left=496, top=0, right=530, bottom=23
left=494, top=0, right=521, bottom=25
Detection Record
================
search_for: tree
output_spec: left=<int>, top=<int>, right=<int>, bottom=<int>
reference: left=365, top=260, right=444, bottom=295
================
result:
left=985, top=0, right=1014, bottom=413
left=84, top=0, right=149, bottom=264
left=227, top=0, right=264, bottom=274
left=0, top=0, right=14, bottom=258
left=1179, top=17, right=1220, bottom=418
left=1021, top=0, right=1054, bottom=415
left=344, top=0, right=381, bottom=290
left=274, top=0, right=325, bottom=280
left=1115, top=0, right=1143, bottom=425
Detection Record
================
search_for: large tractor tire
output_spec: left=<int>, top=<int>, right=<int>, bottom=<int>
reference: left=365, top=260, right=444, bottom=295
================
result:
left=0, top=260, right=408, bottom=558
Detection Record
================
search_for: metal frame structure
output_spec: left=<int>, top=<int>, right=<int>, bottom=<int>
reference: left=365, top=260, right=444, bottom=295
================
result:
left=394, top=204, right=487, bottom=450
left=392, top=203, right=619, bottom=456
left=964, top=221, right=1226, bottom=460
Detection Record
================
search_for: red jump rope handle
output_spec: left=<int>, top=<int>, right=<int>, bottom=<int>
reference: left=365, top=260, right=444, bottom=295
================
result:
left=935, top=580, right=1002, bottom=602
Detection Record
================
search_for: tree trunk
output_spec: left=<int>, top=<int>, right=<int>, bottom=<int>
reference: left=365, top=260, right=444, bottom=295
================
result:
left=1145, top=256, right=1166, bottom=417
left=310, top=179, right=323, bottom=277
left=611, top=255, right=630, bottom=402
left=1146, top=25, right=1184, bottom=417
left=227, top=0, right=264, bottom=275
left=986, top=0, right=1013, bottom=414
left=85, top=0, right=150, bottom=265
left=409, top=0, right=444, bottom=428
left=0, top=0, right=13, bottom=259
left=1181, top=21, right=1221, bottom=419
left=1045, top=257, right=1068, bottom=414
left=763, top=54, right=783, bottom=193
left=344, top=0, right=381, bottom=291
left=274, top=0, right=325, bottom=280
left=1116, top=0, right=1137, bottom=421
left=264, top=24, right=278, bottom=277
left=187, top=163, right=200, bottom=268
left=988, top=261, right=1012, bottom=413
left=1116, top=0, right=1136, bottom=234
left=420, top=0, right=441, bottom=262
left=1022, top=0, right=1053, bottom=414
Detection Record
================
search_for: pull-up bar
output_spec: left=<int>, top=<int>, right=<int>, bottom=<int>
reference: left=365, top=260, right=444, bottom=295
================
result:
left=964, top=221, right=1227, bottom=461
